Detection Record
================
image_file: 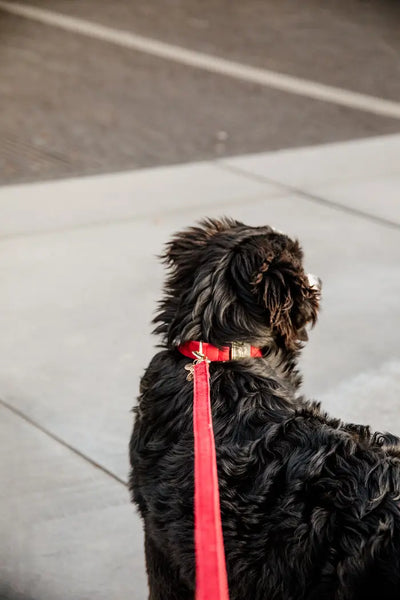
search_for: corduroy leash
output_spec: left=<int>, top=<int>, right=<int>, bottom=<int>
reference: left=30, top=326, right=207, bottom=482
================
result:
left=192, top=359, right=229, bottom=600
left=178, top=341, right=262, bottom=600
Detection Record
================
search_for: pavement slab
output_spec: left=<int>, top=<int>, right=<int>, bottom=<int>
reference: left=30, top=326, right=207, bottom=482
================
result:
left=0, top=135, right=399, bottom=599
left=222, top=133, right=400, bottom=225
left=0, top=162, right=280, bottom=238
left=0, top=405, right=145, bottom=600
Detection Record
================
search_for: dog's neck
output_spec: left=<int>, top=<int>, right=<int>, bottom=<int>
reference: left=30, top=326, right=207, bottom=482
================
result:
left=232, top=343, right=302, bottom=401
left=177, top=339, right=302, bottom=394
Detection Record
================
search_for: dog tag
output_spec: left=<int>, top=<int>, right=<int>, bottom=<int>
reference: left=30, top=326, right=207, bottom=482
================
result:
left=184, top=363, right=195, bottom=381
left=230, top=341, right=251, bottom=360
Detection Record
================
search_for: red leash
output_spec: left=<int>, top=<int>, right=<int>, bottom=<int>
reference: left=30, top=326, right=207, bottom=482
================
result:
left=179, top=341, right=261, bottom=600
left=193, top=360, right=229, bottom=600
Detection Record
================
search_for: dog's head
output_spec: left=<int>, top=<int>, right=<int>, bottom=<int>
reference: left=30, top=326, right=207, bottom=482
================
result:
left=154, top=218, right=321, bottom=351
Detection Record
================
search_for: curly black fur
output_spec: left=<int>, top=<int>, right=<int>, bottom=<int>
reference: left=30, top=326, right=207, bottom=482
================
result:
left=129, top=218, right=400, bottom=600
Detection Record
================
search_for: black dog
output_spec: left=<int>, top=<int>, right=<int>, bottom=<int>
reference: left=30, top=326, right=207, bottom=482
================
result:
left=129, top=218, right=400, bottom=600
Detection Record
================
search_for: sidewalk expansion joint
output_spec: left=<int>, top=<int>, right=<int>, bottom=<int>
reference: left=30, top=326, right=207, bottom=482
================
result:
left=0, top=396, right=128, bottom=487
left=217, top=162, right=400, bottom=232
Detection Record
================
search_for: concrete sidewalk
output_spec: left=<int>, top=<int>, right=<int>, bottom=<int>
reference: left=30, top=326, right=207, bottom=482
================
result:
left=1, top=134, right=400, bottom=599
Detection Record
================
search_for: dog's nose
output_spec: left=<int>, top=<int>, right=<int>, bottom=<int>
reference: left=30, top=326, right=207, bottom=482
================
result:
left=307, top=273, right=322, bottom=290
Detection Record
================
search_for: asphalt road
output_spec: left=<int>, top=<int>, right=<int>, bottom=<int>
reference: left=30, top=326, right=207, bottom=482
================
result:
left=1, top=0, right=400, bottom=184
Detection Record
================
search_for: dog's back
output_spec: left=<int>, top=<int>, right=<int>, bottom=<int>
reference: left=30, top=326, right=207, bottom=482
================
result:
left=130, top=219, right=400, bottom=600
left=131, top=349, right=400, bottom=600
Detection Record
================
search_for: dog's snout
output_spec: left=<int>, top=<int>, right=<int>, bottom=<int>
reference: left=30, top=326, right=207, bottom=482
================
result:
left=307, top=273, right=322, bottom=290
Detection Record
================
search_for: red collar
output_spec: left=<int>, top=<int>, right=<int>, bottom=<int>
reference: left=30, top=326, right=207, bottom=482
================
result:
left=177, top=340, right=263, bottom=362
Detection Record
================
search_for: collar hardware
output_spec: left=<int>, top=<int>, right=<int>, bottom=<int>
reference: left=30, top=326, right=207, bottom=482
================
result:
left=177, top=341, right=262, bottom=362
left=230, top=341, right=252, bottom=360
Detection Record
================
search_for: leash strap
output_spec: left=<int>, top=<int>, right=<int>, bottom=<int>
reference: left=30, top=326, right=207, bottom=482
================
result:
left=193, top=360, right=230, bottom=600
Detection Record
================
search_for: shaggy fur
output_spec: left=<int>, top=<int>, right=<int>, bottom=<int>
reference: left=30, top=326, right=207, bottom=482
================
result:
left=129, top=218, right=400, bottom=600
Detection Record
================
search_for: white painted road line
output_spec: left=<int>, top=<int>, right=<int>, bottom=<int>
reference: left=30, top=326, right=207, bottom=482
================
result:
left=2, top=1, right=400, bottom=121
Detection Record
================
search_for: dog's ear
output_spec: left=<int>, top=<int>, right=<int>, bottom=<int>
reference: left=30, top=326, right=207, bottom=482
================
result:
left=232, top=233, right=321, bottom=349
left=254, top=244, right=320, bottom=348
